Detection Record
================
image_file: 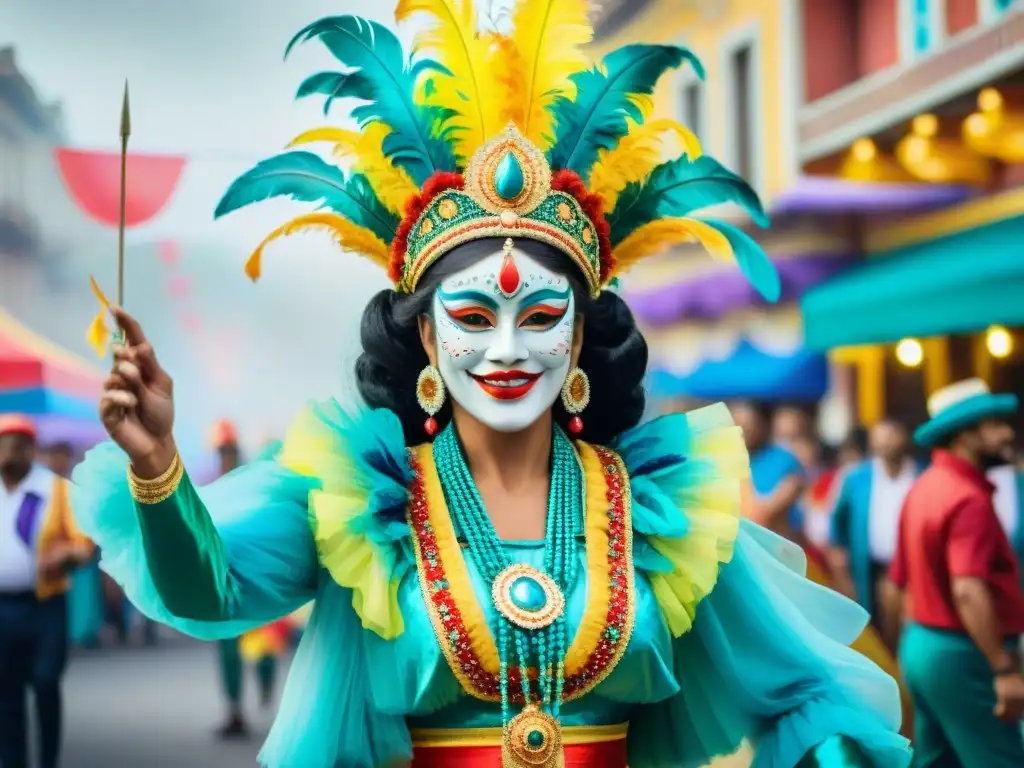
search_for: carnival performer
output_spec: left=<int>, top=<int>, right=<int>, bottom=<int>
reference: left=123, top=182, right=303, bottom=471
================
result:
left=0, top=415, right=94, bottom=768
left=73, top=3, right=909, bottom=766
left=893, top=378, right=1024, bottom=766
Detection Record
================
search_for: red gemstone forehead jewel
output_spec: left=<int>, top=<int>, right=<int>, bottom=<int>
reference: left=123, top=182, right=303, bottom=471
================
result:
left=497, top=237, right=521, bottom=297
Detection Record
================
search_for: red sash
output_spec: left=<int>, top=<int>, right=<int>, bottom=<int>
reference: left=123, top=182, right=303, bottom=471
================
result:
left=410, top=724, right=628, bottom=768
left=412, top=740, right=627, bottom=767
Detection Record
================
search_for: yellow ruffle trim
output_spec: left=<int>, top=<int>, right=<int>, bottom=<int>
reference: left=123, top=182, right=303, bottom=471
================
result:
left=646, top=403, right=749, bottom=637
left=278, top=406, right=405, bottom=640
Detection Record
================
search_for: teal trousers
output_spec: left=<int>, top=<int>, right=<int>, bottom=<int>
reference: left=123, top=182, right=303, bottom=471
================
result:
left=900, top=622, right=1024, bottom=767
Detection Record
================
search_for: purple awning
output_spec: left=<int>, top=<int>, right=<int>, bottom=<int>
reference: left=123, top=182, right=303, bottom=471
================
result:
left=770, top=177, right=971, bottom=216
left=626, top=252, right=853, bottom=326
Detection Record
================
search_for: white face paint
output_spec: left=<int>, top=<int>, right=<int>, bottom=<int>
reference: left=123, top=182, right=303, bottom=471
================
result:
left=431, top=246, right=575, bottom=433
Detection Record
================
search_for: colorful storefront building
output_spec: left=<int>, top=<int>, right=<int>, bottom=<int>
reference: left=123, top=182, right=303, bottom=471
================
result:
left=592, top=0, right=831, bottom=410
left=796, top=0, right=1024, bottom=428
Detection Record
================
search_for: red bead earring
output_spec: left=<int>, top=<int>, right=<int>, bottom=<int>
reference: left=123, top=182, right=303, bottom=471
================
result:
left=416, top=365, right=446, bottom=438
left=560, top=367, right=590, bottom=436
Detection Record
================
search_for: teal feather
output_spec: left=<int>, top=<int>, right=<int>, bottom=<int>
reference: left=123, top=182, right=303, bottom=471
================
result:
left=699, top=217, right=781, bottom=302
left=607, top=155, right=769, bottom=245
left=295, top=71, right=375, bottom=116
left=285, top=16, right=457, bottom=185
left=547, top=44, right=702, bottom=180
left=214, top=151, right=399, bottom=244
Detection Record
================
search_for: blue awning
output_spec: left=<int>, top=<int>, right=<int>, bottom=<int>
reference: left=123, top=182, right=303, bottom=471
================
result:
left=647, top=341, right=829, bottom=402
left=801, top=214, right=1024, bottom=350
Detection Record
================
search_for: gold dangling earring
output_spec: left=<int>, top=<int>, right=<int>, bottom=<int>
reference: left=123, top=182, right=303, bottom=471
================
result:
left=416, top=364, right=446, bottom=437
left=560, top=367, right=590, bottom=436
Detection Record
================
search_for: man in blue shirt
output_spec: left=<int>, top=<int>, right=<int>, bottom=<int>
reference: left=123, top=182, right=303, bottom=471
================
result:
left=731, top=401, right=807, bottom=542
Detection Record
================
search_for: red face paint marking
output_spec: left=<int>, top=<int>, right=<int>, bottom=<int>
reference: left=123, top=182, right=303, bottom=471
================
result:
left=498, top=251, right=521, bottom=296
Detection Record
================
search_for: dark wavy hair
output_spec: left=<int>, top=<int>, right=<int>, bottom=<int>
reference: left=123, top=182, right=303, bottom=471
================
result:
left=355, top=238, right=648, bottom=445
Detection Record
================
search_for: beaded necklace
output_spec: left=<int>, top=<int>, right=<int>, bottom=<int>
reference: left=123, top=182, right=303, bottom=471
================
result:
left=433, top=422, right=583, bottom=768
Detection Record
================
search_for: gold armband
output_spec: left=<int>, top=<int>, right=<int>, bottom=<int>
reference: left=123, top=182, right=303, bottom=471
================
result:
left=128, top=453, right=185, bottom=505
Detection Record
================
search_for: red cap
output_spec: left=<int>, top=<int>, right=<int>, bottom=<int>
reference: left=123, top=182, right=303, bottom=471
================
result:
left=0, top=414, right=37, bottom=440
left=210, top=419, right=239, bottom=449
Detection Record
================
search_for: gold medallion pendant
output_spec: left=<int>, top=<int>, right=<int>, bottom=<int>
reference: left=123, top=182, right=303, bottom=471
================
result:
left=502, top=706, right=565, bottom=768
left=492, top=564, right=565, bottom=631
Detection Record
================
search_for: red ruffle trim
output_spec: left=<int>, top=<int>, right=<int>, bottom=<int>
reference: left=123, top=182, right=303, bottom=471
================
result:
left=551, top=170, right=614, bottom=283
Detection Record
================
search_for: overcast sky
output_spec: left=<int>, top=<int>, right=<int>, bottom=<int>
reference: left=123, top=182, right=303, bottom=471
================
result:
left=1, top=0, right=418, bottom=452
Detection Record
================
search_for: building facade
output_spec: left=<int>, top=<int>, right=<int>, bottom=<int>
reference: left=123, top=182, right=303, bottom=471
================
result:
left=593, top=1, right=843, bottom=421
left=795, top=0, right=1024, bottom=428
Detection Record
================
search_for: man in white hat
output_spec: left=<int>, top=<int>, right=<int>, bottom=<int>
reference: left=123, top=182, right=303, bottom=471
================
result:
left=891, top=379, right=1024, bottom=766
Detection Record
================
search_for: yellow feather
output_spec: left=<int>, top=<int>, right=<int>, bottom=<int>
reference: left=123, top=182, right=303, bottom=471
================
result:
left=609, top=218, right=733, bottom=280
left=482, top=32, right=526, bottom=128
left=396, top=0, right=508, bottom=160
left=286, top=124, right=418, bottom=215
left=590, top=119, right=702, bottom=212
left=86, top=276, right=112, bottom=358
left=245, top=213, right=390, bottom=283
left=511, top=0, right=592, bottom=147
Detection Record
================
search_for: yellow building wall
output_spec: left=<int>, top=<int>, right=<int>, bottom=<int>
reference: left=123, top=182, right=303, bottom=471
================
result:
left=592, top=0, right=795, bottom=201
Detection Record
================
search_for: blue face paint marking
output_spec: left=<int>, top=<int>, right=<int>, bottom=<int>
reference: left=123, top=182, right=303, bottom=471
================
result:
left=516, top=286, right=571, bottom=311
left=436, top=287, right=500, bottom=311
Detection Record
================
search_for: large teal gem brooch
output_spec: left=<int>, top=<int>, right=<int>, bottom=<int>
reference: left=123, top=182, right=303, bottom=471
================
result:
left=492, top=564, right=565, bottom=631
left=503, top=705, right=565, bottom=768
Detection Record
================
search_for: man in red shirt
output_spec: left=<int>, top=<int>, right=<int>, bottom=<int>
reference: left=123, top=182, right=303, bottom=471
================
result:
left=892, top=378, right=1024, bottom=767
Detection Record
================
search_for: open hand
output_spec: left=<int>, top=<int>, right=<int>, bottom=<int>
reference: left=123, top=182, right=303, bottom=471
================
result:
left=99, top=307, right=177, bottom=477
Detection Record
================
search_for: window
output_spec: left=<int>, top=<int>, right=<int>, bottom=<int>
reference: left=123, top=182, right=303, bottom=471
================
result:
left=679, top=80, right=705, bottom=145
left=901, top=0, right=945, bottom=59
left=730, top=43, right=754, bottom=181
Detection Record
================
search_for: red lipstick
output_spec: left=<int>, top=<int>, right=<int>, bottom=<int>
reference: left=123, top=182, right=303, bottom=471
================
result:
left=469, top=370, right=542, bottom=400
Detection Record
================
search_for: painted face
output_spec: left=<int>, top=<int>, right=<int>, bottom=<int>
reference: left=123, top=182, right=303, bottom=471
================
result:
left=432, top=245, right=575, bottom=433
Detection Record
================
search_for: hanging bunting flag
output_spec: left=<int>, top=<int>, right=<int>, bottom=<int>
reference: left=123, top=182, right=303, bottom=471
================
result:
left=55, top=149, right=186, bottom=228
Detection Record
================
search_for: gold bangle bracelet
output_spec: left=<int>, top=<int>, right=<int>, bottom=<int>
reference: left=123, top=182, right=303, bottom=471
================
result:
left=128, top=452, right=184, bottom=505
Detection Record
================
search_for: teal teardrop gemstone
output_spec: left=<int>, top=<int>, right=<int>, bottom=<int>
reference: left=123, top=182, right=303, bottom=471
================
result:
left=509, top=576, right=547, bottom=612
left=527, top=729, right=545, bottom=748
left=495, top=152, right=525, bottom=200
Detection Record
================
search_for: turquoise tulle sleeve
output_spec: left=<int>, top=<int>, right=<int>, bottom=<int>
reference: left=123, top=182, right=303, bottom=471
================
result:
left=616, top=409, right=911, bottom=768
left=70, top=441, right=320, bottom=640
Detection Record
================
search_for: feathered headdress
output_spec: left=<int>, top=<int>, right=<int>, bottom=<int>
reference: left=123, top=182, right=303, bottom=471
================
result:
left=214, top=0, right=780, bottom=301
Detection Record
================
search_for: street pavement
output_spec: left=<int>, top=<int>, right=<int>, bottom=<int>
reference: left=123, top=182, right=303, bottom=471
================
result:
left=63, top=635, right=283, bottom=768
left=61, top=633, right=752, bottom=768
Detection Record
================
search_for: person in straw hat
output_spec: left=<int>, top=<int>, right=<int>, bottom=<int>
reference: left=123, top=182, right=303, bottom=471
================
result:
left=891, top=378, right=1024, bottom=766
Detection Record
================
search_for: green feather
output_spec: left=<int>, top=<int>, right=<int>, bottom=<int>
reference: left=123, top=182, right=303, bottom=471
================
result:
left=214, top=151, right=399, bottom=243
left=548, top=44, right=702, bottom=180
left=607, top=155, right=769, bottom=245
left=285, top=16, right=457, bottom=185
left=699, top=218, right=780, bottom=302
left=295, top=71, right=375, bottom=116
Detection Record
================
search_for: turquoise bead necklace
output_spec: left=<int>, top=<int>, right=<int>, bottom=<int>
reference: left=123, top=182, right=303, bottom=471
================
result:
left=433, top=421, right=582, bottom=733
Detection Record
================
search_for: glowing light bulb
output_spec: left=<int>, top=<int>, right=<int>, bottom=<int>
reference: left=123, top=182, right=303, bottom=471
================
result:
left=978, top=87, right=1003, bottom=113
left=851, top=138, right=876, bottom=162
left=913, top=114, right=939, bottom=138
left=986, top=325, right=1013, bottom=359
left=896, top=338, right=924, bottom=368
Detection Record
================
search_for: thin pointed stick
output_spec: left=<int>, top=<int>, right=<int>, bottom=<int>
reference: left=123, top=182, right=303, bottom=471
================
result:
left=118, top=81, right=131, bottom=308
left=117, top=81, right=130, bottom=343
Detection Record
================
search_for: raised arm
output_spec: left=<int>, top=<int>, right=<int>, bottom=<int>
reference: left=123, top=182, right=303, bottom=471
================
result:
left=73, top=307, right=318, bottom=638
